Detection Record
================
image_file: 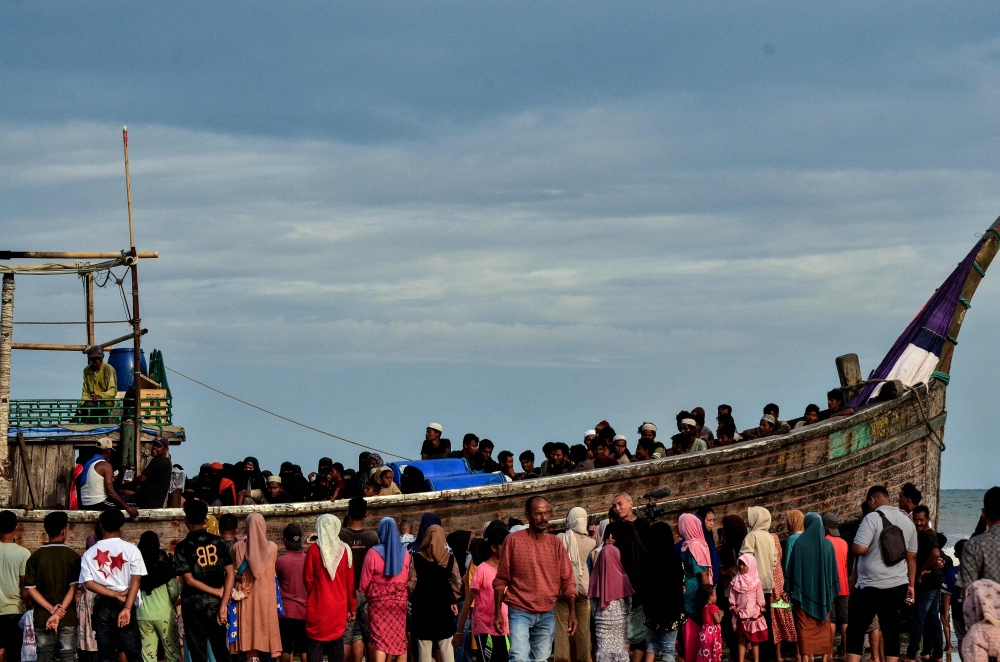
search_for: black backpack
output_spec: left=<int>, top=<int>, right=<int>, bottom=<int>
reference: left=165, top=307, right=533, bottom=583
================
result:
left=876, top=510, right=908, bottom=566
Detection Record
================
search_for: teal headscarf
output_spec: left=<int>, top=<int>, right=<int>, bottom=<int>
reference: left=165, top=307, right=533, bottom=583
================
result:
left=784, top=512, right=839, bottom=621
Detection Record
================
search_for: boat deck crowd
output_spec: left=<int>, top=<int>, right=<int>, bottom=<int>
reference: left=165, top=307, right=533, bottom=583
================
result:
left=123, top=390, right=858, bottom=515
left=3, top=480, right=999, bottom=662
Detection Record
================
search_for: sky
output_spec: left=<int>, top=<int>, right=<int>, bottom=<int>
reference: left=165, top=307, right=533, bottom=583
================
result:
left=2, top=2, right=999, bottom=488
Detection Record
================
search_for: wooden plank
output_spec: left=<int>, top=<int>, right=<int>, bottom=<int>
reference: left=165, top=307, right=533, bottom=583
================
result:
left=836, top=354, right=863, bottom=387
left=8, top=445, right=26, bottom=509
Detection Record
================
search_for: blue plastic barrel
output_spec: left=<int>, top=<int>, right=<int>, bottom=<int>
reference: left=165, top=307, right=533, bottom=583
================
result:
left=107, top=348, right=148, bottom=392
left=389, top=458, right=470, bottom=485
left=426, top=473, right=510, bottom=491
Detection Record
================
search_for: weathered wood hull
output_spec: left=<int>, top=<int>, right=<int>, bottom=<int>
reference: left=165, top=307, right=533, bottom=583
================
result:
left=9, top=382, right=947, bottom=552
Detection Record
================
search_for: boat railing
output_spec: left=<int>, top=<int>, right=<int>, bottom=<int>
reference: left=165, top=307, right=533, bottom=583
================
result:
left=7, top=396, right=172, bottom=428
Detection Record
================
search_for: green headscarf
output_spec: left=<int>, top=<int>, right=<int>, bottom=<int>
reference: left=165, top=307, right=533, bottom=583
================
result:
left=784, top=512, right=839, bottom=621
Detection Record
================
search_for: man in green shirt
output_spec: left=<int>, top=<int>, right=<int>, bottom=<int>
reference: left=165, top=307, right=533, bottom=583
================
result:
left=25, top=511, right=81, bottom=662
left=0, top=511, right=30, bottom=662
left=82, top=346, right=118, bottom=402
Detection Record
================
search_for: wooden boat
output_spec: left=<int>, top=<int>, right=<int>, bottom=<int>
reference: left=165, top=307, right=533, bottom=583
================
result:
left=6, top=214, right=996, bottom=553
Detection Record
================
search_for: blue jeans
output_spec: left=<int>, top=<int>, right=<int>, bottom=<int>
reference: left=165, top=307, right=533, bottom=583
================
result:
left=907, top=589, right=943, bottom=660
left=645, top=628, right=677, bottom=662
left=507, top=608, right=554, bottom=662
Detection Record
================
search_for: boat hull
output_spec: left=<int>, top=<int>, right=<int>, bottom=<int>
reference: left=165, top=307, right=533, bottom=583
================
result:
left=10, top=383, right=946, bottom=552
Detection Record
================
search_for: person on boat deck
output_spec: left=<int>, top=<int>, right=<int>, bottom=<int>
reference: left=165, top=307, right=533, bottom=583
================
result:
left=570, top=445, right=595, bottom=472
left=541, top=443, right=575, bottom=476
left=584, top=429, right=598, bottom=449
left=637, top=423, right=668, bottom=458
left=262, top=476, right=295, bottom=504
left=517, top=451, right=540, bottom=480
left=691, top=408, right=715, bottom=444
left=611, top=435, right=632, bottom=464
left=82, top=345, right=118, bottom=403
left=793, top=404, right=821, bottom=429
left=497, top=451, right=518, bottom=480
left=420, top=423, right=451, bottom=460
left=373, top=467, right=402, bottom=496
left=478, top=439, right=501, bottom=473
left=739, top=415, right=776, bottom=442
left=449, top=434, right=482, bottom=469
left=825, top=389, right=855, bottom=419
left=671, top=418, right=707, bottom=454
left=762, top=404, right=791, bottom=434
left=592, top=438, right=619, bottom=468
left=716, top=417, right=739, bottom=446
left=127, top=436, right=172, bottom=509
left=78, top=438, right=139, bottom=518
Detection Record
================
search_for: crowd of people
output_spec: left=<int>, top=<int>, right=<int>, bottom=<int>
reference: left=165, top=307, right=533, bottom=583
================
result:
left=0, top=480, right=997, bottom=662
left=105, top=391, right=860, bottom=515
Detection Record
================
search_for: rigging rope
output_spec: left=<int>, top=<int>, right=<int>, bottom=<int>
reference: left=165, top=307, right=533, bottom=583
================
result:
left=164, top=365, right=411, bottom=461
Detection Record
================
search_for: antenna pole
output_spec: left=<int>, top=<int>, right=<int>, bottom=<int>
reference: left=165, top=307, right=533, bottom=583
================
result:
left=123, top=127, right=142, bottom=466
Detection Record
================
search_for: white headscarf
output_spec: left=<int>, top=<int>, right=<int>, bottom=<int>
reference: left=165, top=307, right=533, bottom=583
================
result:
left=740, top=506, right=776, bottom=592
left=316, top=514, right=352, bottom=581
left=559, top=507, right=590, bottom=595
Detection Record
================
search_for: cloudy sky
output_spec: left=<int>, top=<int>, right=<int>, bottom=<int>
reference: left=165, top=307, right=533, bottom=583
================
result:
left=3, top=2, right=999, bottom=488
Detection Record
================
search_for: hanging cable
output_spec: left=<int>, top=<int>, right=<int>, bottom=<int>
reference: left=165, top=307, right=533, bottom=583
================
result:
left=164, top=365, right=411, bottom=460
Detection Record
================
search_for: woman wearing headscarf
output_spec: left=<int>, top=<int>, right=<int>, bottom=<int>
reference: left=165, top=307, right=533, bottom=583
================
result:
left=410, top=512, right=443, bottom=552
left=719, top=515, right=749, bottom=662
left=784, top=513, right=838, bottom=659
left=678, top=513, right=713, bottom=662
left=303, top=514, right=356, bottom=662
left=588, top=545, right=635, bottom=662
left=961, top=579, right=1000, bottom=662
left=374, top=467, right=402, bottom=496
left=407, top=525, right=463, bottom=662
left=361, top=517, right=410, bottom=662
left=235, top=457, right=267, bottom=505
left=590, top=519, right=610, bottom=567
left=555, top=508, right=597, bottom=662
left=137, top=531, right=180, bottom=662
left=740, top=507, right=795, bottom=660
left=603, top=521, right=647, bottom=660
left=643, top=522, right=685, bottom=662
left=231, top=513, right=282, bottom=661
left=696, top=507, right=722, bottom=586
left=446, top=530, right=473, bottom=581
left=783, top=511, right=805, bottom=570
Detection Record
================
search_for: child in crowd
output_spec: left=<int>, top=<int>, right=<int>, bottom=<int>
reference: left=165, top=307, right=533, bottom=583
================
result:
left=695, top=585, right=723, bottom=662
left=454, top=524, right=509, bottom=662
left=728, top=555, right=767, bottom=662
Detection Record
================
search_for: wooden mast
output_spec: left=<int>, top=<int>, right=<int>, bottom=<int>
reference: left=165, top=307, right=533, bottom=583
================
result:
left=85, top=273, right=95, bottom=348
left=123, top=126, right=143, bottom=471
left=0, top=274, right=14, bottom=506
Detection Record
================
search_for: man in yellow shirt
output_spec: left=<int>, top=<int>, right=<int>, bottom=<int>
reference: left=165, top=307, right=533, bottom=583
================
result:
left=82, top=345, right=117, bottom=403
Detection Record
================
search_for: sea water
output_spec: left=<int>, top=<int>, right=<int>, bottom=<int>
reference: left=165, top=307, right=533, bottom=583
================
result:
left=938, top=488, right=985, bottom=558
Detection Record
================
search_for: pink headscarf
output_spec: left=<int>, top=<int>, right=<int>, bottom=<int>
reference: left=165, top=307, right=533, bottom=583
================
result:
left=731, top=553, right=762, bottom=594
left=588, top=544, right=635, bottom=609
left=679, top=513, right=714, bottom=583
left=964, top=579, right=1000, bottom=627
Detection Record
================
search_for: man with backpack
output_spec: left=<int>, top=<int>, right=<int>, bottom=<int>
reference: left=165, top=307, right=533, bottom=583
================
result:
left=844, top=485, right=918, bottom=662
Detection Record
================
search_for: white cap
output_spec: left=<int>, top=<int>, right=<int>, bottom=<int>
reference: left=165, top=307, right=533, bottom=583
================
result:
left=680, top=418, right=697, bottom=427
left=585, top=430, right=596, bottom=437
left=95, top=437, right=113, bottom=449
left=427, top=423, right=443, bottom=432
left=613, top=434, right=627, bottom=442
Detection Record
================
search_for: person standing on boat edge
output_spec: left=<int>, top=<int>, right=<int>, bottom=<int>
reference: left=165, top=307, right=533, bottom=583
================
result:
left=844, top=485, right=918, bottom=662
left=78, top=438, right=139, bottom=518
left=783, top=513, right=838, bottom=660
left=304, top=515, right=356, bottom=662
left=0, top=511, right=29, bottom=662
left=904, top=505, right=943, bottom=662
left=420, top=424, right=450, bottom=460
left=339, top=498, right=379, bottom=662
left=493, top=496, right=576, bottom=662
left=80, top=509, right=147, bottom=662
left=173, top=500, right=234, bottom=662
left=554, top=508, right=596, bottom=662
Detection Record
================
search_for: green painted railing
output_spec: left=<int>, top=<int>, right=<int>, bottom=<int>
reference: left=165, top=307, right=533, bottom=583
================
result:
left=7, top=397, right=172, bottom=428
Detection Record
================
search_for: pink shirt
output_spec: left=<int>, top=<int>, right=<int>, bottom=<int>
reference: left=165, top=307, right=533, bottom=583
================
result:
left=359, top=548, right=410, bottom=592
left=471, top=562, right=507, bottom=636
left=275, top=549, right=308, bottom=621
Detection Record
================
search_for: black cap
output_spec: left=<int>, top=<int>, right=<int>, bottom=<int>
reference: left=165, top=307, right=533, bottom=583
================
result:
left=283, top=523, right=303, bottom=550
left=152, top=437, right=169, bottom=448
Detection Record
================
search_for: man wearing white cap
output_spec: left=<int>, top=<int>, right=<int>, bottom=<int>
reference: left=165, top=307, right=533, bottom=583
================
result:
left=739, top=414, right=777, bottom=442
left=611, top=435, right=631, bottom=464
left=420, top=423, right=451, bottom=460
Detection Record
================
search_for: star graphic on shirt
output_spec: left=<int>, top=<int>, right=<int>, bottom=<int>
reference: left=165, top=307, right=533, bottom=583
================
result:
left=95, top=549, right=110, bottom=568
left=109, top=553, right=127, bottom=573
